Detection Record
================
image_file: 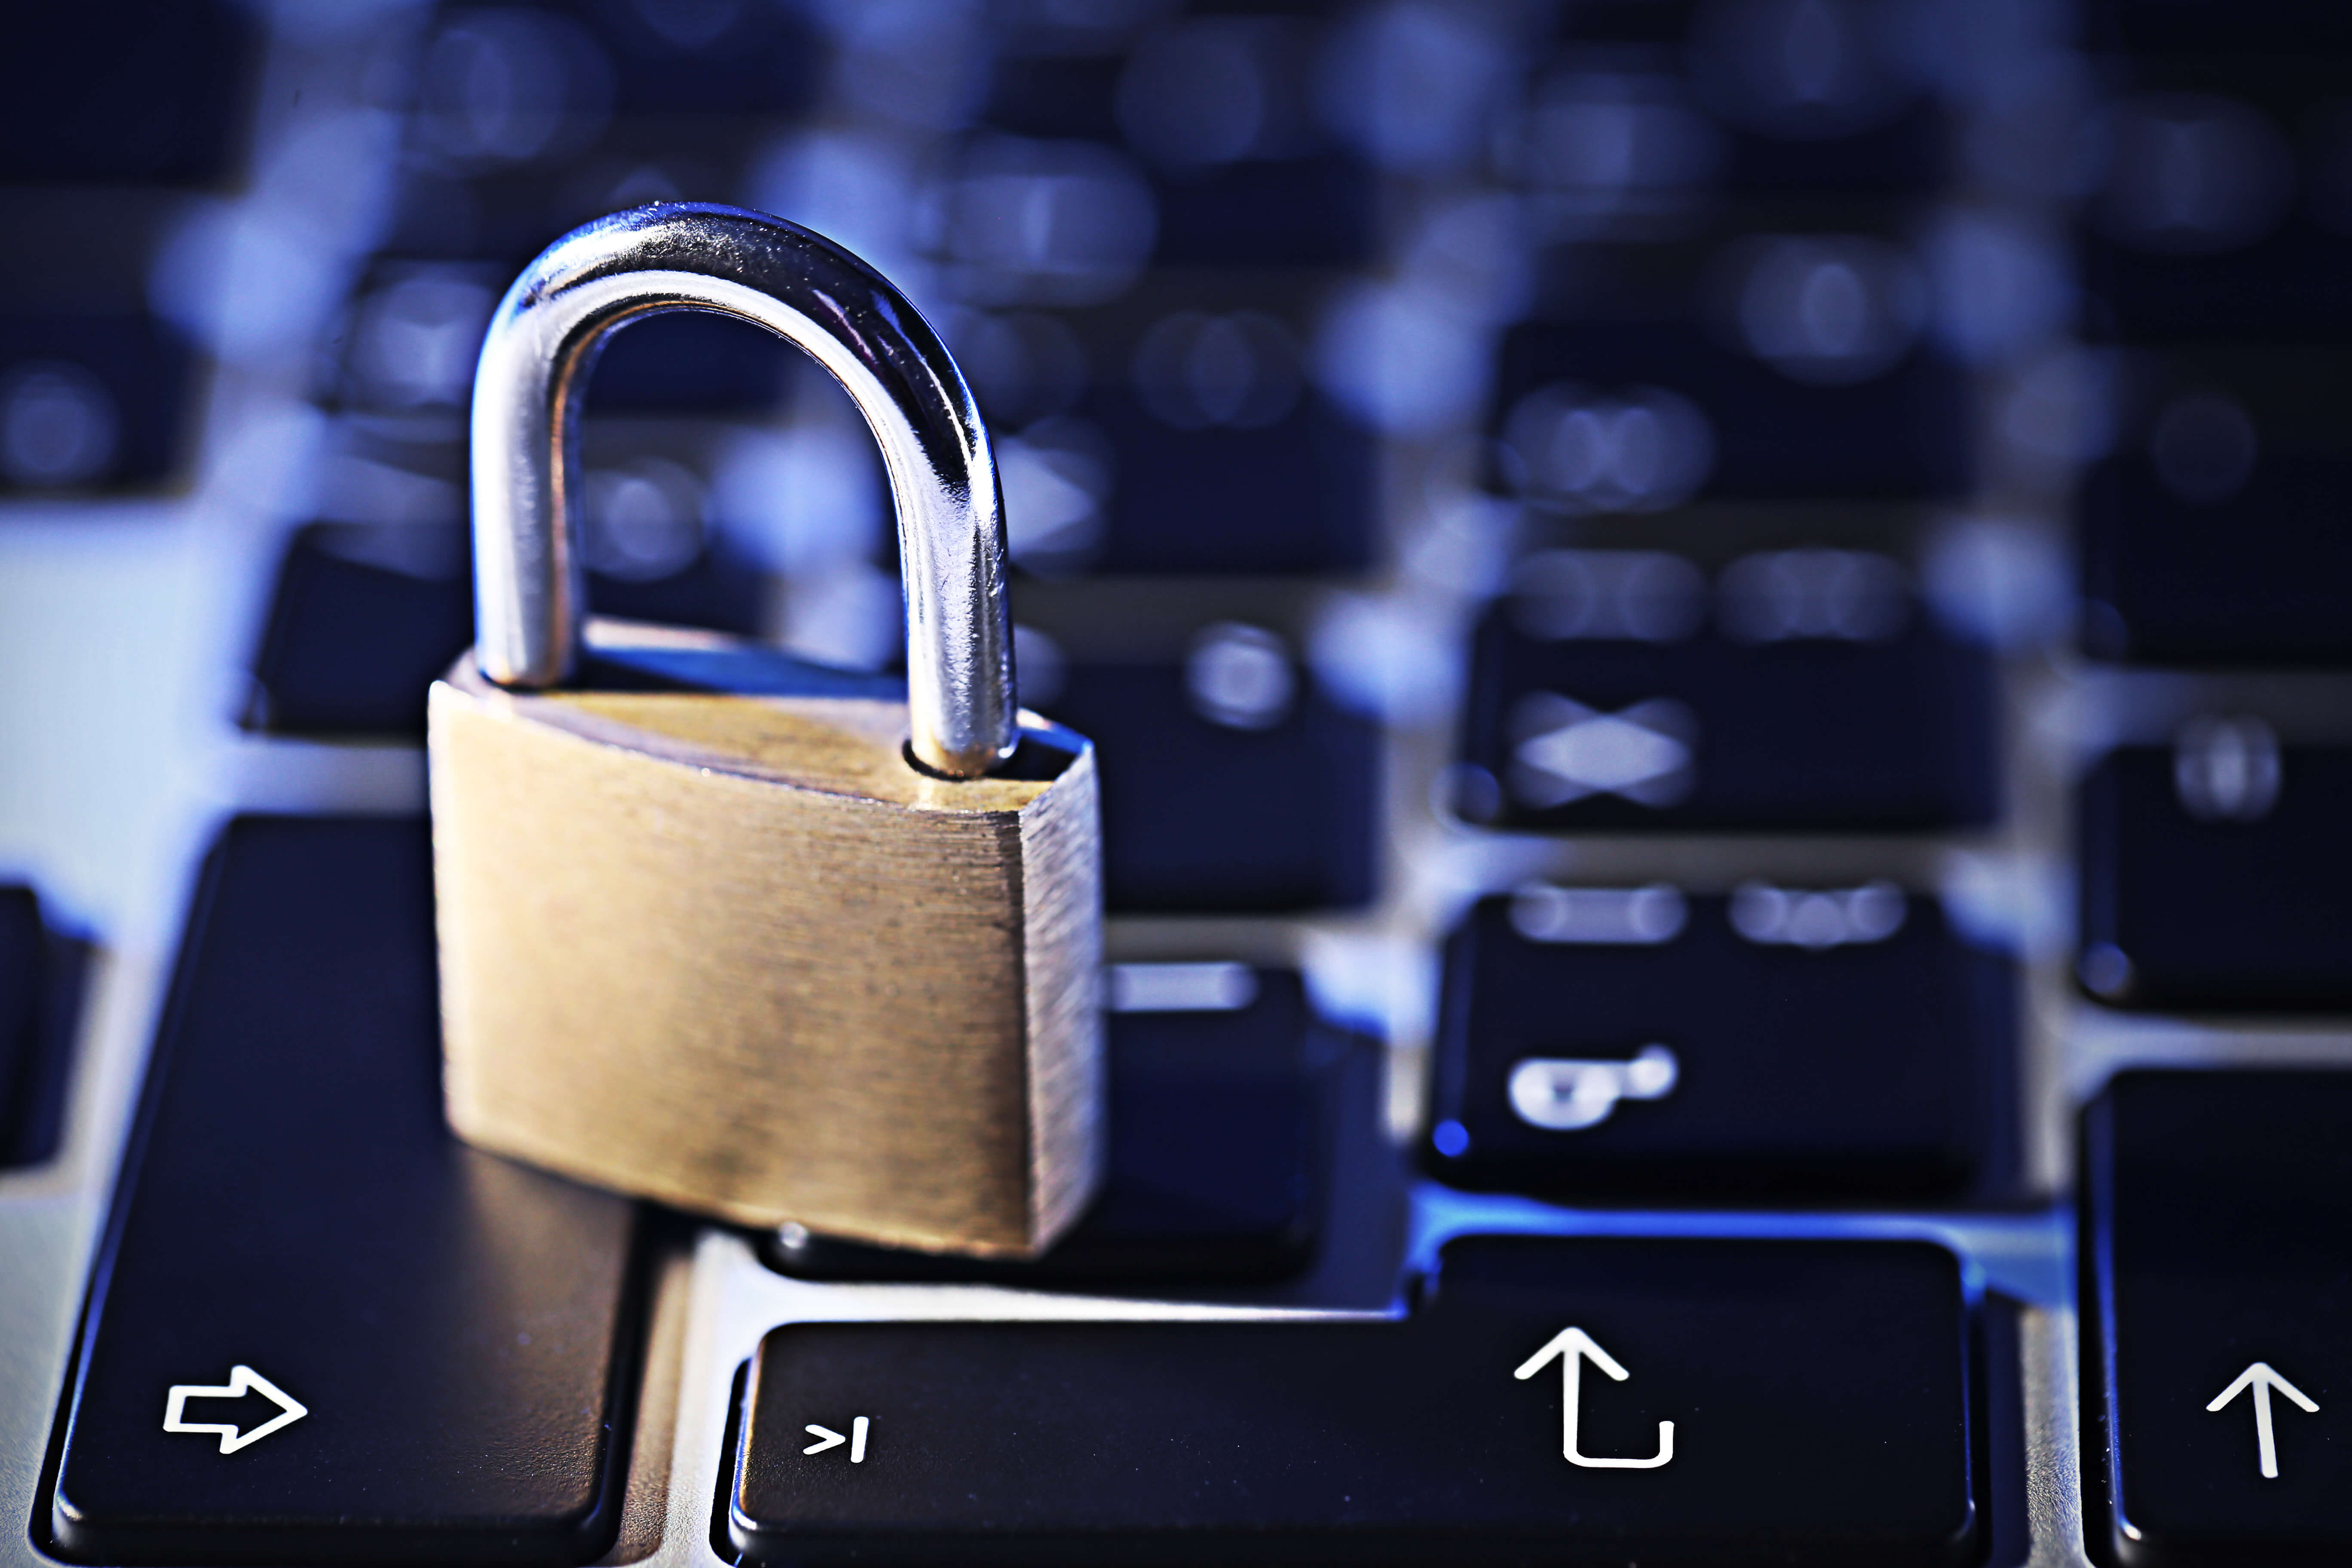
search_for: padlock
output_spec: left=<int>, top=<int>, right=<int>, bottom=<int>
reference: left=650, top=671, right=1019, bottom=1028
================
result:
left=427, top=203, right=1103, bottom=1258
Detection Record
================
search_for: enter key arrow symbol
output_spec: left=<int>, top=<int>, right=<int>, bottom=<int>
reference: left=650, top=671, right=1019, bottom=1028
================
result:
left=1513, top=1326, right=1673, bottom=1470
left=2208, top=1361, right=2320, bottom=1479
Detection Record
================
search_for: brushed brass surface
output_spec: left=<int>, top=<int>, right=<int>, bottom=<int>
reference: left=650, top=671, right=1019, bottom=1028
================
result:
left=427, top=632, right=1102, bottom=1258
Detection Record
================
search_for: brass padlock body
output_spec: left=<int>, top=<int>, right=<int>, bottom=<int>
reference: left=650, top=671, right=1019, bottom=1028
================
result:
left=430, top=619, right=1102, bottom=1257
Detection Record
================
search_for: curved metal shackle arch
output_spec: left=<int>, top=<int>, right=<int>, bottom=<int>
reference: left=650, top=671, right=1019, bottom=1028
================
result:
left=469, top=202, right=1017, bottom=778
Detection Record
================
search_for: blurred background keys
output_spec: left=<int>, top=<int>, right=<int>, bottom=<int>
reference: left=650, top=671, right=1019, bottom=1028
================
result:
left=768, top=965, right=1346, bottom=1286
left=0, top=313, right=194, bottom=493
left=728, top=1236, right=1975, bottom=1568
left=0, top=887, right=86, bottom=1171
left=2077, top=735, right=2352, bottom=1010
left=2079, top=355, right=2352, bottom=666
left=245, top=524, right=475, bottom=736
left=1059, top=371, right=1376, bottom=575
left=2083, top=1071, right=2352, bottom=1565
left=968, top=303, right=1376, bottom=577
left=2079, top=60, right=2352, bottom=345
left=48, top=818, right=641, bottom=1565
left=972, top=17, right=1376, bottom=270
left=246, top=518, right=763, bottom=737
left=0, top=0, right=259, bottom=185
left=1527, top=0, right=1951, bottom=196
left=1035, top=623, right=1379, bottom=912
left=1455, top=549, right=1999, bottom=831
left=1494, top=319, right=1971, bottom=503
left=1425, top=888, right=2016, bottom=1203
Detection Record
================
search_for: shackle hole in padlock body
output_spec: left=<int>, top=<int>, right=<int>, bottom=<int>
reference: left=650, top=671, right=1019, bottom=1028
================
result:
left=469, top=201, right=1017, bottom=779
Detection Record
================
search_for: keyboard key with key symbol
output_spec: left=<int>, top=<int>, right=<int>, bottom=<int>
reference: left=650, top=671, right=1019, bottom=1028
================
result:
left=45, top=817, right=643, bottom=1565
left=1455, top=550, right=2000, bottom=831
left=2082, top=1070, right=2352, bottom=1565
left=1425, top=885, right=2018, bottom=1202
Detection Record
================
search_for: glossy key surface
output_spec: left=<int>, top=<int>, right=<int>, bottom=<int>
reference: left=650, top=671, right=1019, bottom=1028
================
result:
left=1494, top=320, right=1971, bottom=500
left=0, top=0, right=260, bottom=184
left=2078, top=346, right=2352, bottom=665
left=0, top=313, right=194, bottom=490
left=2076, top=744, right=2352, bottom=1010
left=728, top=1235, right=1977, bottom=1567
left=2083, top=1071, right=2352, bottom=1566
left=766, top=966, right=1348, bottom=1285
left=46, top=818, right=642, bottom=1565
left=1425, top=889, right=2016, bottom=1201
left=2079, top=453, right=2352, bottom=666
left=249, top=523, right=764, bottom=736
left=1044, top=648, right=1379, bottom=912
left=1458, top=589, right=1999, bottom=831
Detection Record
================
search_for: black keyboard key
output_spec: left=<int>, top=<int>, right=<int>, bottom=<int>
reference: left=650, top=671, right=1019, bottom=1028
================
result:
left=551, top=0, right=823, bottom=118
left=769, top=965, right=1344, bottom=1285
left=248, top=524, right=474, bottom=735
left=979, top=28, right=1376, bottom=269
left=2085, top=0, right=2352, bottom=53
left=1080, top=382, right=1377, bottom=574
left=46, top=818, right=641, bottom=1565
left=2077, top=737, right=2352, bottom=1010
left=0, top=314, right=194, bottom=490
left=2082, top=79, right=2352, bottom=343
left=1713, top=101, right=1948, bottom=195
left=1456, top=553, right=2000, bottom=830
left=1149, top=155, right=1376, bottom=269
left=1495, top=319, right=1970, bottom=501
left=2079, top=359, right=2352, bottom=666
left=0, top=0, right=260, bottom=185
left=2081, top=453, right=2352, bottom=665
left=249, top=521, right=765, bottom=736
left=1038, top=629, right=1379, bottom=912
left=0, top=887, right=88, bottom=1170
left=1534, top=2, right=1948, bottom=195
left=585, top=313, right=802, bottom=413
left=1426, top=887, right=2016, bottom=1202
left=334, top=260, right=800, bottom=415
left=974, top=308, right=1377, bottom=576
left=2082, top=1070, right=2352, bottom=1565
left=726, top=1235, right=1978, bottom=1566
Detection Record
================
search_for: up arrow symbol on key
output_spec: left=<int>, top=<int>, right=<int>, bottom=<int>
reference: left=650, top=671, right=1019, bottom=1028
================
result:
left=2208, top=1361, right=2320, bottom=1479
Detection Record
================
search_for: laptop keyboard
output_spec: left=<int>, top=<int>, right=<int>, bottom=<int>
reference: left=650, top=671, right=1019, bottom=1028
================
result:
left=3, top=3, right=2349, bottom=1568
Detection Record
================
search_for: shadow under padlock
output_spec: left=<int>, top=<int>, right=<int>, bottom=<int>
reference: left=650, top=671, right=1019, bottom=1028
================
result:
left=427, top=204, right=1105, bottom=1259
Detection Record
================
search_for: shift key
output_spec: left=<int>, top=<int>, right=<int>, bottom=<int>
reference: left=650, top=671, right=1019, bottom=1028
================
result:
left=46, top=818, right=642, bottom=1565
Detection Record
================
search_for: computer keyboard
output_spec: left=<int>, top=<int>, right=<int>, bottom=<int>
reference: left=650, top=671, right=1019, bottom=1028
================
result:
left=3, top=3, right=2349, bottom=1568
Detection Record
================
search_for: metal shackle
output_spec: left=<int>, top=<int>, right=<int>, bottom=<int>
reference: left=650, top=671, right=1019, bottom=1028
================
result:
left=469, top=202, right=1017, bottom=778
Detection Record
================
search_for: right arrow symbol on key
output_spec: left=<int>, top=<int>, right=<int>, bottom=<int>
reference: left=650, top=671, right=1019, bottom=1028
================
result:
left=1514, top=1327, right=1673, bottom=1470
left=2208, top=1361, right=2319, bottom=1479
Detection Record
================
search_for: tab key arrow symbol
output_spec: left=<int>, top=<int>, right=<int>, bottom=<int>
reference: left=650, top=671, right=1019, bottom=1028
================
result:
left=2208, top=1361, right=2320, bottom=1479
